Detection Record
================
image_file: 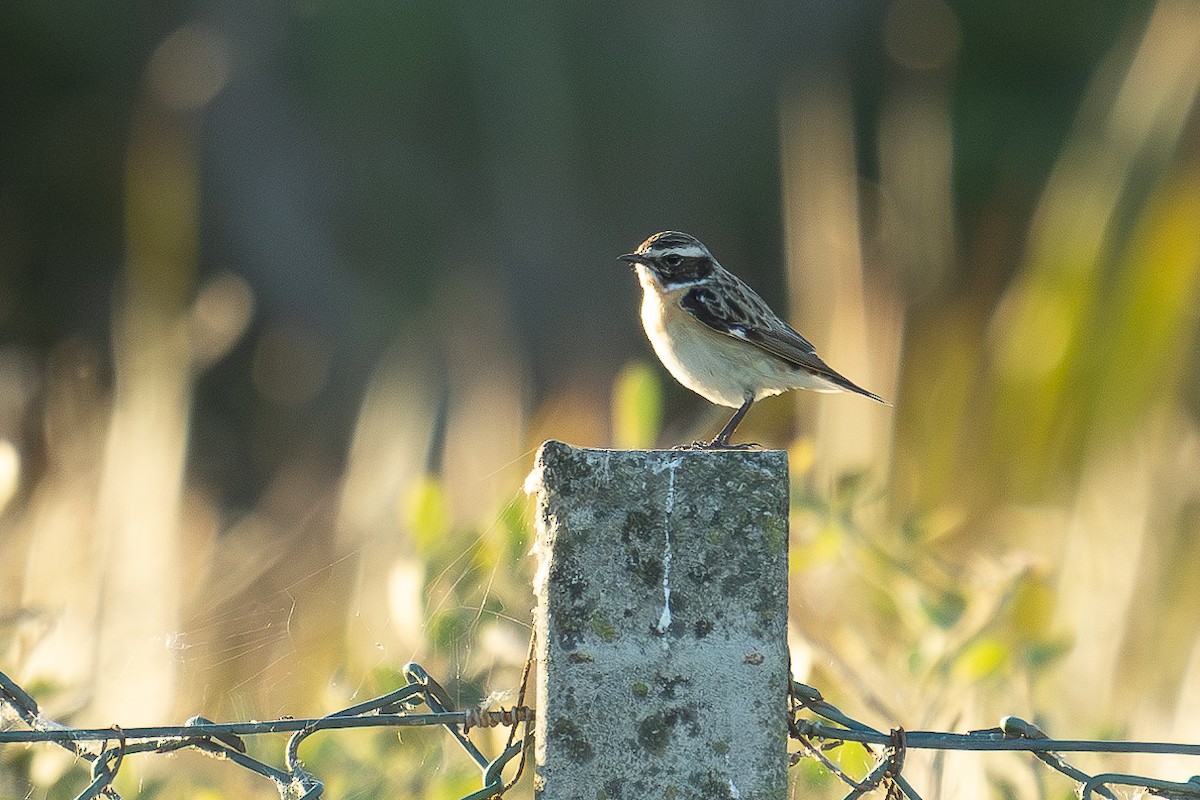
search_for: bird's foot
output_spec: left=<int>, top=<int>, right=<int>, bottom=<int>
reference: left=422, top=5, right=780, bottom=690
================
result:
left=674, top=439, right=761, bottom=451
left=712, top=440, right=761, bottom=450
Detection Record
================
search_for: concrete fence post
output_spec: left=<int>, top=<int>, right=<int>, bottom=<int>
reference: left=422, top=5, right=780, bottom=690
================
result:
left=527, top=440, right=790, bottom=799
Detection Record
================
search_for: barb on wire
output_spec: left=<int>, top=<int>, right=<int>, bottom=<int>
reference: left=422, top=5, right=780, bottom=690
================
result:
left=0, top=659, right=535, bottom=800
left=788, top=679, right=1200, bottom=799
left=1081, top=773, right=1200, bottom=800
left=789, top=682, right=923, bottom=800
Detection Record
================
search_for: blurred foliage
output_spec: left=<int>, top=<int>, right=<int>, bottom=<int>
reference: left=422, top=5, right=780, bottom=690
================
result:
left=3, top=0, right=1200, bottom=798
left=611, top=360, right=665, bottom=450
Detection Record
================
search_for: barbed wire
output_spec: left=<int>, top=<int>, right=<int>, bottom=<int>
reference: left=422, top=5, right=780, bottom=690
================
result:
left=6, top=644, right=1200, bottom=799
left=0, top=652, right=535, bottom=800
left=788, top=679, right=1200, bottom=800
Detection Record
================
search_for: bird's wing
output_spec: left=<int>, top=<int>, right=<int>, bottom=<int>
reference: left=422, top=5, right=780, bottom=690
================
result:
left=680, top=281, right=885, bottom=402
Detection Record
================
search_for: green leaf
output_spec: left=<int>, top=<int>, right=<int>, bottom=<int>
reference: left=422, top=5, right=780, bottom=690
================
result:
left=403, top=475, right=450, bottom=555
left=920, top=589, right=967, bottom=629
left=1024, top=634, right=1074, bottom=670
left=954, top=637, right=1010, bottom=680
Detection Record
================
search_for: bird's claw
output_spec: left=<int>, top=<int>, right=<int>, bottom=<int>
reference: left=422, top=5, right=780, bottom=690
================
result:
left=673, top=439, right=761, bottom=451
left=711, top=441, right=761, bottom=450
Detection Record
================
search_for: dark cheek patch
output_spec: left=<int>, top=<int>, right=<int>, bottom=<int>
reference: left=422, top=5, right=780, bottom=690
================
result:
left=658, top=256, right=713, bottom=287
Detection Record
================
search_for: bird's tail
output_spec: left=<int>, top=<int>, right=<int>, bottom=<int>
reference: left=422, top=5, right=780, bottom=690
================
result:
left=827, top=370, right=889, bottom=405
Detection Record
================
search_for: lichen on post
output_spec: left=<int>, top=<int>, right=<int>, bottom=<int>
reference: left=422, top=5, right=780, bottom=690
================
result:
left=527, top=440, right=790, bottom=799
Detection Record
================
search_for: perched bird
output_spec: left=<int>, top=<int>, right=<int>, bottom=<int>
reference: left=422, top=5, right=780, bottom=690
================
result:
left=619, top=231, right=885, bottom=448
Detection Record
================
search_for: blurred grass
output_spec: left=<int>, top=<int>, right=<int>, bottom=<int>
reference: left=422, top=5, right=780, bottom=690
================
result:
left=2, top=1, right=1200, bottom=798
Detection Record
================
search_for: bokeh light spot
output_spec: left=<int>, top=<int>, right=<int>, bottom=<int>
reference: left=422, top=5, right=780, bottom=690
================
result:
left=146, top=23, right=232, bottom=112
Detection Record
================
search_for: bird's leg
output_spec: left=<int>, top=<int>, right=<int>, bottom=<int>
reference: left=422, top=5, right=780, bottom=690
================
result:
left=704, top=394, right=755, bottom=449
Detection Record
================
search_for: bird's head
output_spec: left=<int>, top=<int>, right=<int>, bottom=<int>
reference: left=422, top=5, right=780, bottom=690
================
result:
left=619, top=231, right=716, bottom=290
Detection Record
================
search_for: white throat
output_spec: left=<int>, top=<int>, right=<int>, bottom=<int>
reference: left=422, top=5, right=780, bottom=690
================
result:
left=634, top=264, right=661, bottom=293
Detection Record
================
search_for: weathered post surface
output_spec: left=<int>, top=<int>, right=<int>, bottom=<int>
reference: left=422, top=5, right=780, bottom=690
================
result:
left=527, top=440, right=790, bottom=799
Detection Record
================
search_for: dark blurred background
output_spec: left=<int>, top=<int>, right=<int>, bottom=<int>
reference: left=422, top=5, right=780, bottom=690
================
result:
left=2, top=0, right=1153, bottom=501
left=4, top=1, right=1200, bottom=797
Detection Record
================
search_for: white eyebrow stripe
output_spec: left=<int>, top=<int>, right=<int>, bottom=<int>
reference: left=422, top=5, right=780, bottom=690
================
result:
left=654, top=244, right=709, bottom=259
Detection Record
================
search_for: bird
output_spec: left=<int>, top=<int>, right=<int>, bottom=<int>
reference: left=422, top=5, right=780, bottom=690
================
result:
left=619, top=231, right=885, bottom=449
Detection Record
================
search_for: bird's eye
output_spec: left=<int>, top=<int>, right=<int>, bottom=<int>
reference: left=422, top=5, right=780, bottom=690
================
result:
left=664, top=254, right=683, bottom=268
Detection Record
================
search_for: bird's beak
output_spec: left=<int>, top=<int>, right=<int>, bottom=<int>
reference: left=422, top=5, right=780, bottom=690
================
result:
left=618, top=253, right=643, bottom=266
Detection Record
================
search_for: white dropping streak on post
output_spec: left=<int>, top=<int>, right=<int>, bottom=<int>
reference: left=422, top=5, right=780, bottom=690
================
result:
left=656, top=458, right=682, bottom=639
